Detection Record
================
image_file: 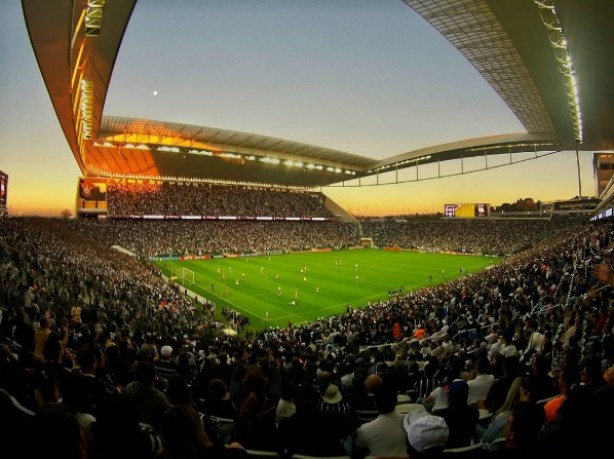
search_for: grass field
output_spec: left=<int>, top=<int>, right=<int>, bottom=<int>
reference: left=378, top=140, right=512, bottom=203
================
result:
left=153, top=250, right=502, bottom=330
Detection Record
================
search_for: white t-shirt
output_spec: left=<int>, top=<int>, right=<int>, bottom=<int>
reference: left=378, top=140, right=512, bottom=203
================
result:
left=467, top=373, right=495, bottom=406
left=355, top=412, right=407, bottom=457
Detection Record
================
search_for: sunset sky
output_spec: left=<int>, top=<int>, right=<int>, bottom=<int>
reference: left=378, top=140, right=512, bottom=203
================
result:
left=0, top=0, right=596, bottom=216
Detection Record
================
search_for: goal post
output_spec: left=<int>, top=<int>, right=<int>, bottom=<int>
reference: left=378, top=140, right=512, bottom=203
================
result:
left=169, top=267, right=195, bottom=286
left=182, top=267, right=195, bottom=286
left=359, top=237, right=374, bottom=248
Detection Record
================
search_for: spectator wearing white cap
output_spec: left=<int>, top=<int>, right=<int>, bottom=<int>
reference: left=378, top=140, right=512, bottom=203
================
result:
left=155, top=345, right=178, bottom=386
left=403, top=411, right=449, bottom=458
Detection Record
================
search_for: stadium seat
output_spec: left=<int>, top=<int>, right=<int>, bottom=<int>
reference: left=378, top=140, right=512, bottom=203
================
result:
left=443, top=442, right=485, bottom=458
left=246, top=449, right=283, bottom=459
left=291, top=454, right=350, bottom=459
left=395, top=403, right=426, bottom=415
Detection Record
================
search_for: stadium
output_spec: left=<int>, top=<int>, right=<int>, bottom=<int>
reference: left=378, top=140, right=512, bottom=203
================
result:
left=1, top=1, right=613, bottom=458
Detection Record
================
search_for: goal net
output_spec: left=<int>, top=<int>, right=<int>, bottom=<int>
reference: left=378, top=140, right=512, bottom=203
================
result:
left=182, top=268, right=195, bottom=286
left=359, top=237, right=374, bottom=248
left=171, top=267, right=195, bottom=286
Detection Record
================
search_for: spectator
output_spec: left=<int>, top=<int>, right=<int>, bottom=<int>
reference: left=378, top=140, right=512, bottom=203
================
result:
left=403, top=411, right=449, bottom=458
left=467, top=357, right=495, bottom=407
left=159, top=404, right=247, bottom=459
left=435, top=380, right=478, bottom=449
left=351, top=380, right=407, bottom=458
left=124, top=361, right=170, bottom=432
left=280, top=382, right=357, bottom=458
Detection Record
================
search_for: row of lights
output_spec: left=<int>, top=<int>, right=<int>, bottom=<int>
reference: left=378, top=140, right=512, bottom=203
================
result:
left=85, top=0, right=106, bottom=37
left=80, top=80, right=94, bottom=140
left=86, top=165, right=312, bottom=191
left=367, top=155, right=432, bottom=174
left=534, top=0, right=583, bottom=143
left=466, top=141, right=556, bottom=152
left=93, top=141, right=357, bottom=175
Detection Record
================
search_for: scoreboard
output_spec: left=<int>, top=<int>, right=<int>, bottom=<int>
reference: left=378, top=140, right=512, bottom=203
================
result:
left=444, top=203, right=489, bottom=218
left=0, top=170, right=7, bottom=208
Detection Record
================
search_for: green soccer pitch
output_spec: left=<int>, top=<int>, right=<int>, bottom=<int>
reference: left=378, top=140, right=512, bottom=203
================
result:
left=153, top=250, right=502, bottom=330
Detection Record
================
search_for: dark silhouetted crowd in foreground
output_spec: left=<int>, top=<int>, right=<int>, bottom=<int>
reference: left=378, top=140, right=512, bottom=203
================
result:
left=0, top=215, right=613, bottom=459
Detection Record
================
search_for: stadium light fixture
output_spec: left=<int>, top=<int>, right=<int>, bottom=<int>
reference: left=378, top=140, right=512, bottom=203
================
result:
left=84, top=0, right=106, bottom=37
left=80, top=80, right=94, bottom=140
left=534, top=0, right=583, bottom=143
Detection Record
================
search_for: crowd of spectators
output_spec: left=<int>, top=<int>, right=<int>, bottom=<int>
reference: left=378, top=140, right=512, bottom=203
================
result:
left=61, top=217, right=579, bottom=260
left=360, top=219, right=582, bottom=256
left=107, top=182, right=335, bottom=219
left=0, top=215, right=613, bottom=458
left=66, top=219, right=360, bottom=258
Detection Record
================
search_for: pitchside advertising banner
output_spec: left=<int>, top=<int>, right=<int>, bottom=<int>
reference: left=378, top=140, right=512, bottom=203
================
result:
left=110, top=214, right=332, bottom=220
left=444, top=203, right=490, bottom=218
left=0, top=170, right=7, bottom=207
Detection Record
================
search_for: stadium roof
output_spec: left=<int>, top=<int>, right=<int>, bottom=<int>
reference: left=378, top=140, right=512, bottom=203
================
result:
left=22, top=0, right=614, bottom=188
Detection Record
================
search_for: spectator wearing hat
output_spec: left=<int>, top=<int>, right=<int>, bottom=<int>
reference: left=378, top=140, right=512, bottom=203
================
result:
left=403, top=411, right=449, bottom=458
left=320, top=382, right=351, bottom=415
left=435, top=379, right=479, bottom=449
left=351, top=382, right=406, bottom=459
left=280, top=382, right=357, bottom=458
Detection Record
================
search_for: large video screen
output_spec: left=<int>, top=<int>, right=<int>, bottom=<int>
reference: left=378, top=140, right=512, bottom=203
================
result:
left=79, top=178, right=107, bottom=201
left=444, top=203, right=490, bottom=218
left=0, top=171, right=7, bottom=207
